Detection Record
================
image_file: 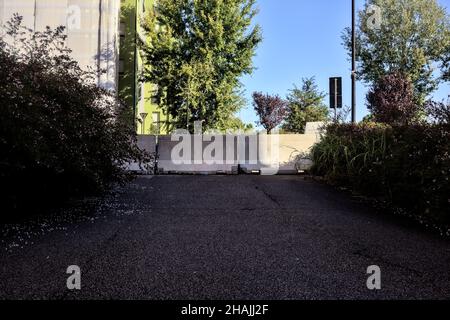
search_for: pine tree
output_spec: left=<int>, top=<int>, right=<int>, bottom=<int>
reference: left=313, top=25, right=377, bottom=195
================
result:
left=282, top=78, right=329, bottom=134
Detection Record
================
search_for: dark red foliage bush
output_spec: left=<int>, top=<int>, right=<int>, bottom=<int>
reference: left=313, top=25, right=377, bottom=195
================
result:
left=366, top=72, right=422, bottom=125
left=252, top=92, right=289, bottom=133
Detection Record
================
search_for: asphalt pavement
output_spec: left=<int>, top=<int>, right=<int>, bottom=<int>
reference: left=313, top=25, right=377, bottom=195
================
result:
left=1, top=175, right=450, bottom=299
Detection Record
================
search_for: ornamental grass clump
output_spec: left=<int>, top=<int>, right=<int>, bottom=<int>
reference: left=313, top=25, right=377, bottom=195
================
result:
left=312, top=121, right=450, bottom=223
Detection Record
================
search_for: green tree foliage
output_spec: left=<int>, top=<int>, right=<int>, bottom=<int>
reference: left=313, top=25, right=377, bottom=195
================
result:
left=342, top=0, right=450, bottom=104
left=0, top=16, right=151, bottom=214
left=214, top=115, right=254, bottom=133
left=442, top=46, right=450, bottom=82
left=426, top=99, right=450, bottom=124
left=142, top=0, right=262, bottom=132
left=282, top=77, right=329, bottom=134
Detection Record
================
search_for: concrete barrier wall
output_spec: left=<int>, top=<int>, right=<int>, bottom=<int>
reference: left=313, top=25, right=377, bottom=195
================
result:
left=157, top=135, right=236, bottom=174
left=133, top=129, right=322, bottom=175
left=278, top=134, right=319, bottom=173
left=137, top=135, right=157, bottom=152
left=128, top=135, right=157, bottom=171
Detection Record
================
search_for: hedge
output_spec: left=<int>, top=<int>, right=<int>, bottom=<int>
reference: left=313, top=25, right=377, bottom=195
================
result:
left=312, top=122, right=450, bottom=224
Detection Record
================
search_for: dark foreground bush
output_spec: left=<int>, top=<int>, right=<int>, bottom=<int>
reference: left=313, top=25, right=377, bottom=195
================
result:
left=312, top=122, right=450, bottom=223
left=0, top=16, right=150, bottom=216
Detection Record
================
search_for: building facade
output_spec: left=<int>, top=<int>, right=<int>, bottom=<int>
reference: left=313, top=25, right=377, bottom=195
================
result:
left=0, top=0, right=168, bottom=134
left=0, top=0, right=121, bottom=91
left=119, top=0, right=170, bottom=135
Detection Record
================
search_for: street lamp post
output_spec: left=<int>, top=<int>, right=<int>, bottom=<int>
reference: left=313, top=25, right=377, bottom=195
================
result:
left=133, top=0, right=139, bottom=131
left=351, top=0, right=356, bottom=123
left=140, top=113, right=148, bottom=135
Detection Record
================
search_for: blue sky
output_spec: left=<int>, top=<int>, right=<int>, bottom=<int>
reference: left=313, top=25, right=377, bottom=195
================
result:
left=239, top=0, right=450, bottom=127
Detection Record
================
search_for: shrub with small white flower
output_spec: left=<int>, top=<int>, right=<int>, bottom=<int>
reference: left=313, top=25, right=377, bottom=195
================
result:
left=0, top=15, right=151, bottom=216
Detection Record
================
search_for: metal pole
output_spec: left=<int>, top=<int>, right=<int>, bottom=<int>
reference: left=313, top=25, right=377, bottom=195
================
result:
left=351, top=0, right=356, bottom=123
left=186, top=76, right=190, bottom=132
left=132, top=0, right=138, bottom=130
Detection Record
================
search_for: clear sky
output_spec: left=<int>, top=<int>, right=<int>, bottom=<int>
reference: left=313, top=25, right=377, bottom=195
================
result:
left=239, top=0, right=450, bottom=128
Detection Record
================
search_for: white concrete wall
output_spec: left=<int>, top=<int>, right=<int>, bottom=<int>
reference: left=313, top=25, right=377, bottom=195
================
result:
left=0, top=0, right=120, bottom=92
left=277, top=134, right=318, bottom=173
left=156, top=135, right=238, bottom=174
left=135, top=126, right=323, bottom=174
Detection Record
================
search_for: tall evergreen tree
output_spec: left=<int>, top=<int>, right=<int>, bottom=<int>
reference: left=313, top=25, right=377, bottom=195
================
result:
left=141, top=0, right=262, bottom=132
left=282, top=78, right=329, bottom=134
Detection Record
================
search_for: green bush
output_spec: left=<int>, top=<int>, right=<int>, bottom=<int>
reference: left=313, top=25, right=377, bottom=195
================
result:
left=0, top=16, right=151, bottom=214
left=312, top=122, right=450, bottom=222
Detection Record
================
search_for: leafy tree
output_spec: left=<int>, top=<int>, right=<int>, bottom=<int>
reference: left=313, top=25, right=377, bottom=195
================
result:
left=141, top=0, right=262, bottom=132
left=366, top=71, right=420, bottom=124
left=426, top=98, right=450, bottom=124
left=442, top=45, right=450, bottom=82
left=362, top=114, right=376, bottom=123
left=252, top=92, right=288, bottom=134
left=215, top=115, right=254, bottom=133
left=342, top=0, right=450, bottom=104
left=282, top=77, right=329, bottom=134
left=0, top=15, right=150, bottom=213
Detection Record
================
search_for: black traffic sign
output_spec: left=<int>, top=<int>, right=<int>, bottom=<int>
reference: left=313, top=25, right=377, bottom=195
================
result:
left=329, top=77, right=342, bottom=109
